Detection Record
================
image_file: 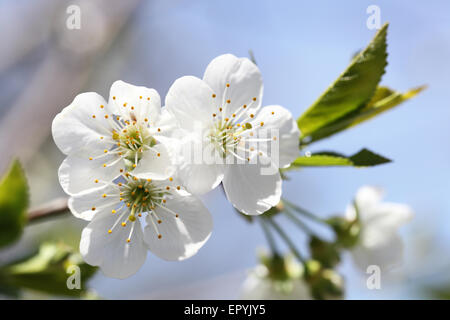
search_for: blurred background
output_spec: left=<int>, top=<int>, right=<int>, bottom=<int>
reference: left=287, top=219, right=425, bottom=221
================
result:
left=0, top=0, right=449, bottom=299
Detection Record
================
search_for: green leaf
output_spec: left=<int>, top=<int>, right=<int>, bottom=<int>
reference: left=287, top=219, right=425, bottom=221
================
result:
left=0, top=160, right=29, bottom=248
left=305, top=85, right=426, bottom=142
left=0, top=242, right=97, bottom=298
left=298, top=24, right=388, bottom=142
left=289, top=148, right=391, bottom=168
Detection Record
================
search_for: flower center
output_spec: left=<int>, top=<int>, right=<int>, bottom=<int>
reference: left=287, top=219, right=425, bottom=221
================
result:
left=113, top=122, right=157, bottom=169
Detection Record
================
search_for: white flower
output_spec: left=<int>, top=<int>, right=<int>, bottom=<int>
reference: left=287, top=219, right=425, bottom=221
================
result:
left=69, top=175, right=213, bottom=279
left=346, top=186, right=413, bottom=270
left=52, top=80, right=175, bottom=195
left=165, top=54, right=300, bottom=215
left=240, top=258, right=311, bottom=300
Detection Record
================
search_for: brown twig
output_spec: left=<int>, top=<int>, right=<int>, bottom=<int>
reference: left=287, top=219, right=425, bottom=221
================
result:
left=27, top=198, right=69, bottom=223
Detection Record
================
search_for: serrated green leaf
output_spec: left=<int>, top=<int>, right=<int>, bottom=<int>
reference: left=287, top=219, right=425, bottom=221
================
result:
left=305, top=85, right=426, bottom=143
left=298, top=24, right=388, bottom=142
left=0, top=160, right=29, bottom=248
left=289, top=148, right=391, bottom=168
left=0, top=242, right=97, bottom=298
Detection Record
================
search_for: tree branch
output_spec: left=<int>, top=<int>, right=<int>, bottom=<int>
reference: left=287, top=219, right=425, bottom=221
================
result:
left=27, top=198, right=69, bottom=223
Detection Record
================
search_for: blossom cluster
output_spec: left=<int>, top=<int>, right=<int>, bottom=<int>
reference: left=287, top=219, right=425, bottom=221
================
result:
left=52, top=54, right=300, bottom=278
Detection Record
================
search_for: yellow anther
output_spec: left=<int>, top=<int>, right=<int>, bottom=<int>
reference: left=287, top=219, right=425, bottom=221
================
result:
left=219, top=107, right=223, bottom=112
left=118, top=182, right=122, bottom=186
left=126, top=239, right=131, bottom=243
left=108, top=229, right=112, bottom=234
left=226, top=99, right=231, bottom=104
left=225, top=118, right=229, bottom=122
left=250, top=114, right=254, bottom=118
left=147, top=97, right=150, bottom=101
left=157, top=128, right=161, bottom=132
left=94, top=179, right=99, bottom=183
left=232, top=113, right=236, bottom=117
left=103, top=164, right=107, bottom=167
left=162, top=199, right=167, bottom=203
left=147, top=178, right=152, bottom=182
left=226, top=83, right=230, bottom=87
left=271, top=111, right=275, bottom=115
left=169, top=177, right=173, bottom=182
left=158, top=234, right=162, bottom=239
left=133, top=176, right=138, bottom=181
left=177, top=186, right=181, bottom=190
left=166, top=186, right=170, bottom=190
left=91, top=207, right=96, bottom=211
left=112, top=209, right=116, bottom=214
left=252, top=97, right=257, bottom=101
left=132, top=164, right=137, bottom=168
left=131, top=106, right=135, bottom=110
left=120, top=169, right=124, bottom=173
left=104, top=149, right=108, bottom=153
left=121, top=222, right=126, bottom=227
left=127, top=203, right=131, bottom=207
left=243, top=104, right=247, bottom=109
left=104, top=115, right=109, bottom=119
left=100, top=105, right=104, bottom=109
left=139, top=96, right=142, bottom=99
left=92, top=115, right=96, bottom=118
left=273, top=136, right=277, bottom=140
left=100, top=136, right=104, bottom=140
left=212, top=113, right=216, bottom=117
left=212, top=94, right=216, bottom=98
left=175, top=214, right=179, bottom=218
left=144, top=118, right=148, bottom=122
left=157, top=220, right=162, bottom=224
left=123, top=103, right=127, bottom=107
left=157, top=153, right=161, bottom=157
left=260, top=122, right=264, bottom=126
left=113, top=96, right=116, bottom=100
left=102, top=194, right=107, bottom=198
left=89, top=157, right=93, bottom=160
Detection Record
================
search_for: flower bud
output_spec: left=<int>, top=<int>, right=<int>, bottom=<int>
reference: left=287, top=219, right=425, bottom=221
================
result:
left=326, top=216, right=360, bottom=248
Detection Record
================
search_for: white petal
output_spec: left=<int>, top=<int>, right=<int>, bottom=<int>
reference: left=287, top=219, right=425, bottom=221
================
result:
left=144, top=194, right=213, bottom=261
left=58, top=153, right=123, bottom=195
left=68, top=184, right=120, bottom=221
left=80, top=211, right=147, bottom=279
left=351, top=234, right=404, bottom=271
left=354, top=186, right=384, bottom=215
left=132, top=144, right=175, bottom=180
left=174, top=132, right=225, bottom=195
left=223, top=163, right=282, bottom=215
left=252, top=105, right=300, bottom=168
left=52, top=92, right=112, bottom=155
left=203, top=54, right=263, bottom=117
left=108, top=80, right=161, bottom=124
left=165, top=76, right=216, bottom=131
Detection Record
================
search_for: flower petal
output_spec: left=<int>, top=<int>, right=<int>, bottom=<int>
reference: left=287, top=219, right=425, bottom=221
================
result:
left=223, top=163, right=282, bottom=215
left=108, top=80, right=161, bottom=124
left=80, top=210, right=147, bottom=279
left=52, top=92, right=112, bottom=155
left=165, top=76, right=216, bottom=131
left=58, top=153, right=123, bottom=195
left=351, top=233, right=404, bottom=271
left=203, top=54, right=263, bottom=117
left=354, top=186, right=384, bottom=214
left=252, top=105, right=300, bottom=168
left=68, top=184, right=120, bottom=221
left=144, top=194, right=213, bottom=261
left=132, top=143, right=175, bottom=180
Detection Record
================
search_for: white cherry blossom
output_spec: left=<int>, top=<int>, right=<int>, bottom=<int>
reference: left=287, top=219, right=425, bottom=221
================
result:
left=52, top=80, right=175, bottom=195
left=346, top=186, right=413, bottom=270
left=69, top=175, right=213, bottom=279
left=165, top=54, right=300, bottom=215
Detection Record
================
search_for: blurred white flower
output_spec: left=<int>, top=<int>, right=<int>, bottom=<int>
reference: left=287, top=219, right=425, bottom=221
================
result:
left=52, top=80, right=175, bottom=195
left=346, top=186, right=414, bottom=270
left=69, top=175, right=213, bottom=279
left=241, top=254, right=311, bottom=300
left=165, top=54, right=300, bottom=215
